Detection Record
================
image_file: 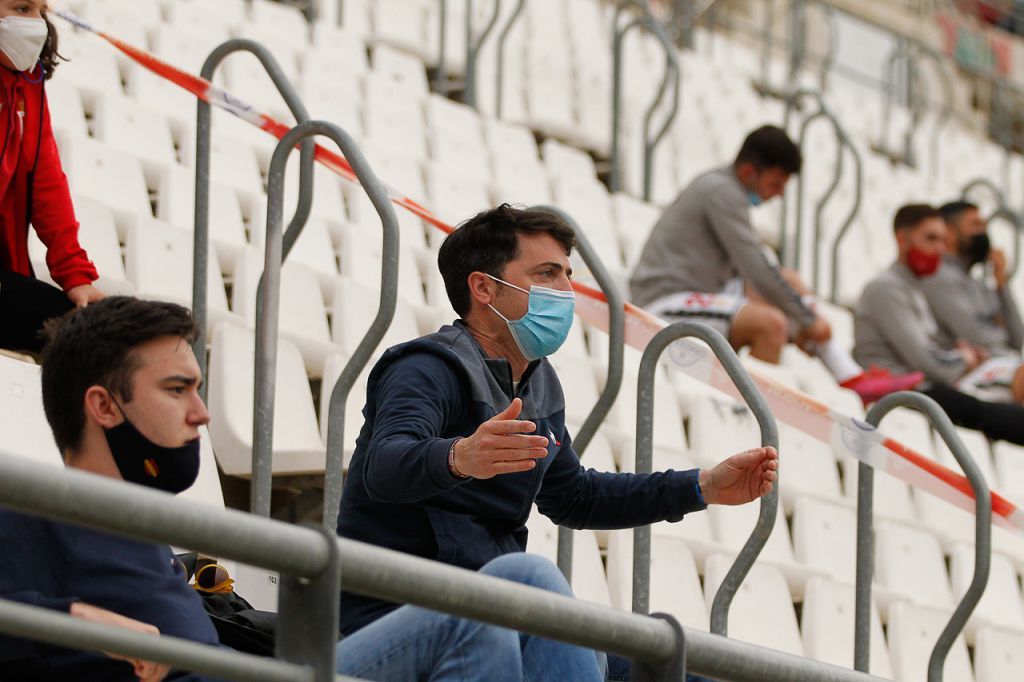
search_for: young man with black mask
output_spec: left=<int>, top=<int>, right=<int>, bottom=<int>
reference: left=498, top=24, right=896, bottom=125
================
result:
left=917, top=200, right=1024, bottom=403
left=854, top=204, right=1024, bottom=444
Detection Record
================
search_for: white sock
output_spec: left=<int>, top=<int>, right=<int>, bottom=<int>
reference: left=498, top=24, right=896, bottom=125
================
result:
left=816, top=340, right=863, bottom=383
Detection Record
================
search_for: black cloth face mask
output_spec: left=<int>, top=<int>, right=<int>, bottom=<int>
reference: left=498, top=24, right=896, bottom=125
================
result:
left=963, top=233, right=991, bottom=267
left=104, top=400, right=201, bottom=494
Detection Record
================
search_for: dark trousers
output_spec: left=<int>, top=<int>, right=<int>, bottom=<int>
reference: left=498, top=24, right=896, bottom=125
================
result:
left=0, top=268, right=73, bottom=353
left=923, top=382, right=1024, bottom=446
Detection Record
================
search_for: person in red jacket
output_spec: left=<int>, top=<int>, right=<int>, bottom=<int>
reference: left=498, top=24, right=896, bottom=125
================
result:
left=0, top=1, right=102, bottom=354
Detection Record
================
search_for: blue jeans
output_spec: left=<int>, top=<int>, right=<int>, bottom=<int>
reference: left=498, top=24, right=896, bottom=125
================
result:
left=335, top=553, right=604, bottom=681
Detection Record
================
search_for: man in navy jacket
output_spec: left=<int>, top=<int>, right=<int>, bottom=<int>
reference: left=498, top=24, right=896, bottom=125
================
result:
left=337, top=204, right=779, bottom=643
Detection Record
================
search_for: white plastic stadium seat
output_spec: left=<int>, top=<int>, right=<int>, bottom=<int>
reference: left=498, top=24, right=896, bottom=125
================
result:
left=317, top=352, right=370, bottom=468
left=91, top=94, right=177, bottom=182
left=887, top=601, right=975, bottom=682
left=873, top=520, right=954, bottom=616
left=63, top=137, right=152, bottom=225
left=231, top=247, right=338, bottom=376
left=207, top=322, right=325, bottom=476
left=27, top=194, right=134, bottom=295
left=606, top=531, right=709, bottom=630
left=801, top=577, right=894, bottom=678
left=974, top=626, right=1024, bottom=682
left=703, top=554, right=804, bottom=656
left=791, top=495, right=858, bottom=584
left=949, top=546, right=1024, bottom=643
left=331, top=277, right=422, bottom=358
left=0, top=355, right=61, bottom=466
left=524, top=509, right=611, bottom=607
left=123, top=219, right=235, bottom=326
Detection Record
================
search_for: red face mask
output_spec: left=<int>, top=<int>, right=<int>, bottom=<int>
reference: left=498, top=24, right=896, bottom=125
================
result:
left=906, top=245, right=941, bottom=277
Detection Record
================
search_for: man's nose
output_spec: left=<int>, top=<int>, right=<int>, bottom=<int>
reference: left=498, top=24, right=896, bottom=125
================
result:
left=189, top=395, right=211, bottom=427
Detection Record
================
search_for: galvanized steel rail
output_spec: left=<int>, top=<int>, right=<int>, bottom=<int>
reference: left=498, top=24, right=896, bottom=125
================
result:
left=0, top=450, right=891, bottom=682
left=856, top=392, right=991, bottom=681
left=610, top=1, right=681, bottom=201
left=531, top=206, right=627, bottom=581
left=632, top=322, right=780, bottom=635
left=192, top=40, right=315, bottom=405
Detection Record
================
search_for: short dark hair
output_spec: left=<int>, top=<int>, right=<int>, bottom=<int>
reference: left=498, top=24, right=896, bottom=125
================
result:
left=938, top=200, right=979, bottom=226
left=437, top=204, right=576, bottom=317
left=40, top=297, right=198, bottom=453
left=734, top=125, right=802, bottom=174
left=893, top=203, right=942, bottom=233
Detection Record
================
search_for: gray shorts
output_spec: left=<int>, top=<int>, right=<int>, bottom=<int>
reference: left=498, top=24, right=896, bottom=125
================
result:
left=644, top=289, right=747, bottom=338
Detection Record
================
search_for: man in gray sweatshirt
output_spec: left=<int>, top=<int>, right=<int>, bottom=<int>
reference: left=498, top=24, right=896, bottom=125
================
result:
left=854, top=204, right=1024, bottom=444
left=917, top=200, right=1024, bottom=403
left=630, top=125, right=921, bottom=404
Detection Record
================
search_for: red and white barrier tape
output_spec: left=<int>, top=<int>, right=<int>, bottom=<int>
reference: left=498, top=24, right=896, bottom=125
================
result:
left=54, top=10, right=1024, bottom=535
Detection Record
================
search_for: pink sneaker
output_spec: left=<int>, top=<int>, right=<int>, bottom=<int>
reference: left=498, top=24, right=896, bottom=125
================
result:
left=840, top=366, right=925, bottom=405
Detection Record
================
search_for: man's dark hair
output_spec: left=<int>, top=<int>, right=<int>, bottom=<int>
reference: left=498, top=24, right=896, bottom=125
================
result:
left=40, top=297, right=198, bottom=453
left=438, top=204, right=576, bottom=317
left=734, top=125, right=802, bottom=174
left=893, top=203, right=942, bottom=233
left=938, top=200, right=979, bottom=226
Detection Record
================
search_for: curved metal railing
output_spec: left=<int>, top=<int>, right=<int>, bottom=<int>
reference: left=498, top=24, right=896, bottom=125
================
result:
left=780, top=89, right=863, bottom=303
left=874, top=39, right=954, bottom=183
left=463, top=0, right=503, bottom=109
left=632, top=322, right=780, bottom=635
left=192, top=40, right=315, bottom=405
left=529, top=206, right=627, bottom=581
left=610, top=0, right=681, bottom=201
left=855, top=392, right=991, bottom=681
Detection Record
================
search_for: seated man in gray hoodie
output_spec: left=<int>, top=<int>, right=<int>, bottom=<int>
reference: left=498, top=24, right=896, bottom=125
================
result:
left=917, top=200, right=1024, bottom=403
left=854, top=203, right=1024, bottom=445
left=629, top=125, right=921, bottom=404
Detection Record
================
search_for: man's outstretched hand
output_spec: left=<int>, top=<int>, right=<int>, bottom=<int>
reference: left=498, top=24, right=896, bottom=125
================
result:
left=698, top=446, right=778, bottom=505
left=451, top=398, right=550, bottom=479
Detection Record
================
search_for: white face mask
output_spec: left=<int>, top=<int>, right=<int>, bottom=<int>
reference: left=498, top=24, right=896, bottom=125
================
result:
left=0, top=16, right=47, bottom=72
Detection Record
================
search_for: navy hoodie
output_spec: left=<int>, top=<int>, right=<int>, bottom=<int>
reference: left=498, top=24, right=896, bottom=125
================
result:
left=0, top=509, right=220, bottom=680
left=337, top=321, right=706, bottom=634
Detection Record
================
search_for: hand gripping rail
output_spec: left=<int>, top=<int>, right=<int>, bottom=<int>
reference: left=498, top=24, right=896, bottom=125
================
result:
left=529, top=206, right=626, bottom=581
left=192, top=40, right=315, bottom=406
left=855, top=392, right=991, bottom=681
left=0, top=451, right=892, bottom=682
left=779, top=88, right=863, bottom=303
left=962, top=177, right=1023, bottom=281
left=610, top=0, right=681, bottom=202
left=632, top=323, right=779, bottom=637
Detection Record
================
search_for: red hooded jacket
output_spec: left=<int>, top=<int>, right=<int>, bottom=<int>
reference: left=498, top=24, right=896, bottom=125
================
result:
left=0, top=64, right=96, bottom=291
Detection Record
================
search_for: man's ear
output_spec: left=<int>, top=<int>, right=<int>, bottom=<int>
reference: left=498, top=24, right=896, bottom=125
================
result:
left=83, top=386, right=123, bottom=430
left=467, top=272, right=497, bottom=307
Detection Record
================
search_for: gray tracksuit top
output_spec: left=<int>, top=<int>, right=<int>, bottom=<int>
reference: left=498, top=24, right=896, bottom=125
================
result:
left=854, top=262, right=966, bottom=384
left=628, top=166, right=815, bottom=327
left=919, top=254, right=1024, bottom=357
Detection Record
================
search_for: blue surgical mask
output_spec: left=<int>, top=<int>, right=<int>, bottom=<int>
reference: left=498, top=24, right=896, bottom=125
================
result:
left=487, top=275, right=575, bottom=360
left=747, top=191, right=763, bottom=207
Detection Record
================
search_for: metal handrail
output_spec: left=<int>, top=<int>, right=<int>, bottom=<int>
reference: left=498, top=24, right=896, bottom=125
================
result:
left=0, top=450, right=892, bottom=682
left=780, top=88, right=863, bottom=302
left=531, top=206, right=627, bottom=581
left=494, top=0, right=527, bottom=118
left=463, top=0, right=503, bottom=110
left=855, top=392, right=991, bottom=680
left=192, top=40, right=315, bottom=404
left=610, top=1, right=681, bottom=200
left=962, top=178, right=1023, bottom=280
left=629, top=323, right=780, bottom=633
left=318, top=124, right=402, bottom=531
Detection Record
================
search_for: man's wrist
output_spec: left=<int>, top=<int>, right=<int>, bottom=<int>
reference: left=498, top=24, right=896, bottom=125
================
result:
left=447, top=438, right=469, bottom=479
left=697, top=469, right=712, bottom=505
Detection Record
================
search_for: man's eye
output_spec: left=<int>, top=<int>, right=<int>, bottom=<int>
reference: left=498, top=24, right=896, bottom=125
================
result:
left=170, top=386, right=186, bottom=395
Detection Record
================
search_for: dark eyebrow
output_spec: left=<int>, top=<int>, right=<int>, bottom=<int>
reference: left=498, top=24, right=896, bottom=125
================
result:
left=161, top=375, right=203, bottom=390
